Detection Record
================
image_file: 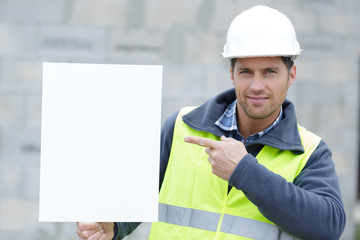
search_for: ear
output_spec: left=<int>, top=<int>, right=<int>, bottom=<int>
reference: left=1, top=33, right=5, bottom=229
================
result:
left=287, top=65, right=296, bottom=88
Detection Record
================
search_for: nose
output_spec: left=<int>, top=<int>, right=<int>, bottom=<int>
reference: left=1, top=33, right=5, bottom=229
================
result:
left=250, top=74, right=265, bottom=93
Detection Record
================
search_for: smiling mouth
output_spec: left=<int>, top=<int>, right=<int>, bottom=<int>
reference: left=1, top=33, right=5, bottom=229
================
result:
left=248, top=96, right=269, bottom=104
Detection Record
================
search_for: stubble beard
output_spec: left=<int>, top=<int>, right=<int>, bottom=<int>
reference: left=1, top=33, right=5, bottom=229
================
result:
left=238, top=97, right=283, bottom=120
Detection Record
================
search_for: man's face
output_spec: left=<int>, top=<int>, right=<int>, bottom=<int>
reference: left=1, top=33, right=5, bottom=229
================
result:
left=230, top=57, right=296, bottom=121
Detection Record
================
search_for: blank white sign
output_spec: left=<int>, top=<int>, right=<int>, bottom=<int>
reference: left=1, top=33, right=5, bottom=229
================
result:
left=39, top=62, right=162, bottom=222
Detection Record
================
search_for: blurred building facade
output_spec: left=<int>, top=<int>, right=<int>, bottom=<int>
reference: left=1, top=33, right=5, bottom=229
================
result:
left=0, top=0, right=358, bottom=239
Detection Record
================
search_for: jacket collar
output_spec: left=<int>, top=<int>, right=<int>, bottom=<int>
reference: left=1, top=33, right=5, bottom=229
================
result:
left=182, top=89, right=304, bottom=154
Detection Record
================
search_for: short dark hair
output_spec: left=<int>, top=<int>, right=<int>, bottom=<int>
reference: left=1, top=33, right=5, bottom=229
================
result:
left=230, top=57, right=294, bottom=73
left=281, top=57, right=294, bottom=72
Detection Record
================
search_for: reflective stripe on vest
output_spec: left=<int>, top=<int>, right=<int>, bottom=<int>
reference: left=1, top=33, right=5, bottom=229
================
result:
left=158, top=203, right=296, bottom=239
left=149, top=106, right=321, bottom=240
left=158, top=203, right=220, bottom=232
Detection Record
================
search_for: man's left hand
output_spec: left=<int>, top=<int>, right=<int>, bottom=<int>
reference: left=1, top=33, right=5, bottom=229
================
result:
left=184, top=136, right=247, bottom=181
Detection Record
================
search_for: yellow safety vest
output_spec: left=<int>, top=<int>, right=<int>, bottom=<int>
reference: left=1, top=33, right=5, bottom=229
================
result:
left=149, top=107, right=321, bottom=240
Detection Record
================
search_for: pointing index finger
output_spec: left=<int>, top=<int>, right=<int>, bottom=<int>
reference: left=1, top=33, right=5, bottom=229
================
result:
left=184, top=136, right=220, bottom=148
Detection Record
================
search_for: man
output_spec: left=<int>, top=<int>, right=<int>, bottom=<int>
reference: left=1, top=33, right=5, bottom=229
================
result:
left=77, top=5, right=346, bottom=240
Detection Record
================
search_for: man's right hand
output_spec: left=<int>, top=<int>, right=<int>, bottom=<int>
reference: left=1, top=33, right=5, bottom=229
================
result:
left=76, top=222, right=114, bottom=240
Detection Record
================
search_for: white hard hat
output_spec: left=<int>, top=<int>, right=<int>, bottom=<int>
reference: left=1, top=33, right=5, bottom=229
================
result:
left=222, top=5, right=301, bottom=58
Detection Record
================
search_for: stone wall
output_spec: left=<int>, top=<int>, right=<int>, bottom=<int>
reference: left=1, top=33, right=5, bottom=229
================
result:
left=0, top=0, right=358, bottom=239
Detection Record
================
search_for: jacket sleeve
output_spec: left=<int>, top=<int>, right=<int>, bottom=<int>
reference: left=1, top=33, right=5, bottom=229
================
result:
left=228, top=140, right=346, bottom=240
left=113, top=222, right=141, bottom=240
left=112, top=111, right=178, bottom=240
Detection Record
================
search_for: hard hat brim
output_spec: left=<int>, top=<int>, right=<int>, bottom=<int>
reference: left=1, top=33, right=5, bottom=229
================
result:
left=221, top=50, right=302, bottom=59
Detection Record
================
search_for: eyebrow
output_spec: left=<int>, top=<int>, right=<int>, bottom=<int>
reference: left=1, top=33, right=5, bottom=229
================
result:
left=236, top=67, right=280, bottom=73
left=264, top=67, right=280, bottom=71
left=236, top=67, right=250, bottom=73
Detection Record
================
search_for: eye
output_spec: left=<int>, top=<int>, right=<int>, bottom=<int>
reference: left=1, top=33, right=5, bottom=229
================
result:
left=239, top=70, right=251, bottom=75
left=265, top=69, right=277, bottom=74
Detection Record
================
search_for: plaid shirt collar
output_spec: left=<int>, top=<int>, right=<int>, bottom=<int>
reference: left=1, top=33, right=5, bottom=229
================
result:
left=215, top=99, right=283, bottom=144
